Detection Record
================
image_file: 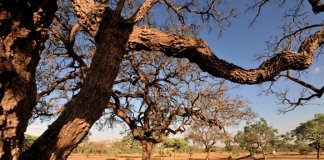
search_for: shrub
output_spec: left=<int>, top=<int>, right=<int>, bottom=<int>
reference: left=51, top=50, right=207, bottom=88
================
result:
left=108, top=148, right=122, bottom=155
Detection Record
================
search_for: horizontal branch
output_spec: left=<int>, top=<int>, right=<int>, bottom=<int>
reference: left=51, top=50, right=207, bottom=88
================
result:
left=127, top=26, right=324, bottom=84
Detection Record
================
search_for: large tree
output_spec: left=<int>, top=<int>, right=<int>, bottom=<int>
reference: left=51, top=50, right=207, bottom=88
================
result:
left=0, top=0, right=323, bottom=159
left=185, top=84, right=255, bottom=160
left=101, top=51, right=253, bottom=160
left=186, top=123, right=226, bottom=160
left=235, top=118, right=278, bottom=159
left=0, top=1, right=57, bottom=159
left=104, top=51, right=207, bottom=160
left=293, top=113, right=324, bottom=160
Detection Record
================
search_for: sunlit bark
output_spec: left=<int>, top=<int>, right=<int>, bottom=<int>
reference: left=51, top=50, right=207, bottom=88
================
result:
left=128, top=27, right=324, bottom=84
left=0, top=0, right=57, bottom=159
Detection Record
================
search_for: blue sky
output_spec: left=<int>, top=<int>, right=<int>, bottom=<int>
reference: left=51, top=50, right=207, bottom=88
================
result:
left=26, top=1, right=324, bottom=141
left=201, top=0, right=324, bottom=135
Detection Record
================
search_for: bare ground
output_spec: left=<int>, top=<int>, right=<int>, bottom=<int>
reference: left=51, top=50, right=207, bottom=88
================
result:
left=68, top=152, right=323, bottom=160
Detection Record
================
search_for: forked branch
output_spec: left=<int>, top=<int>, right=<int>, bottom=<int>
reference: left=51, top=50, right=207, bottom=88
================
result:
left=128, top=27, right=324, bottom=84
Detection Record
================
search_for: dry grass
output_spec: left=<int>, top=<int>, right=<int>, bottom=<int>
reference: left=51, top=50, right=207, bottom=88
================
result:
left=68, top=152, right=323, bottom=160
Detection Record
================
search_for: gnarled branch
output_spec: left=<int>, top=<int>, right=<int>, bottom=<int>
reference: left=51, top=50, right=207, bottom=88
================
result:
left=128, top=27, right=324, bottom=84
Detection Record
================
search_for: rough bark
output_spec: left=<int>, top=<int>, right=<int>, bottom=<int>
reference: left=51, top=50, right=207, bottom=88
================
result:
left=128, top=27, right=324, bottom=84
left=20, top=15, right=133, bottom=159
left=0, top=1, right=57, bottom=159
left=308, top=0, right=324, bottom=14
left=0, top=1, right=320, bottom=159
left=141, top=140, right=155, bottom=160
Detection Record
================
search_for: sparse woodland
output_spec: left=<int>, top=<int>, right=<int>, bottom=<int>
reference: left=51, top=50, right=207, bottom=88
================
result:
left=66, top=115, right=324, bottom=160
left=0, top=0, right=323, bottom=160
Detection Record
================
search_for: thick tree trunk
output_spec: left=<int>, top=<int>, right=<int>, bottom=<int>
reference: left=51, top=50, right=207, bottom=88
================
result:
left=141, top=140, right=155, bottom=160
left=21, top=17, right=133, bottom=159
left=0, top=58, right=37, bottom=160
left=0, top=1, right=57, bottom=159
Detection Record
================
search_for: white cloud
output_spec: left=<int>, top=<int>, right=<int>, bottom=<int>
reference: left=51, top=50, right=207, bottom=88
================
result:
left=313, top=65, right=324, bottom=74
left=314, top=67, right=321, bottom=73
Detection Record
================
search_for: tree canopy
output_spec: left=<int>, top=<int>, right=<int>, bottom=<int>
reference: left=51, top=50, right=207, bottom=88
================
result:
left=99, top=51, right=253, bottom=159
left=293, top=113, right=324, bottom=159
left=235, top=118, right=278, bottom=159
left=0, top=0, right=323, bottom=159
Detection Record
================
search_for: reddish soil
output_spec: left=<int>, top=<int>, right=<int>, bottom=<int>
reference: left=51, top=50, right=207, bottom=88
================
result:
left=68, top=152, right=323, bottom=160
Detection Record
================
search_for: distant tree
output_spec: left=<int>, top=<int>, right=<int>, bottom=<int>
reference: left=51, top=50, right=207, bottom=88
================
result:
left=186, top=123, right=225, bottom=160
left=275, top=132, right=294, bottom=152
left=22, top=135, right=38, bottom=152
left=109, top=134, right=142, bottom=154
left=120, top=134, right=142, bottom=152
left=77, top=141, right=108, bottom=155
left=186, top=91, right=255, bottom=160
left=292, top=114, right=324, bottom=160
left=235, top=118, right=278, bottom=159
left=99, top=51, right=253, bottom=160
left=297, top=143, right=313, bottom=156
left=162, top=138, right=189, bottom=153
left=86, top=141, right=108, bottom=155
